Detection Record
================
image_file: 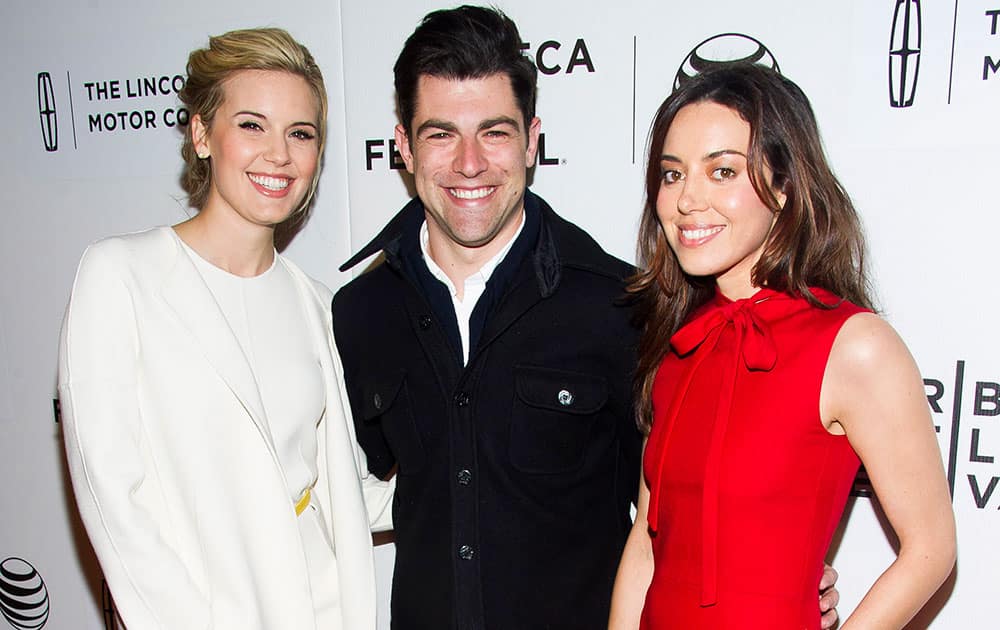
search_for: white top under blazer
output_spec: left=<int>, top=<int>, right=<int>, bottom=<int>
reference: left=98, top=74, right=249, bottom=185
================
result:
left=181, top=237, right=323, bottom=501
left=58, top=227, right=393, bottom=630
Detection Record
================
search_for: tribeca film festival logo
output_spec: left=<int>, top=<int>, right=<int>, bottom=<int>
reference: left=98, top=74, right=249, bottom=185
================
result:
left=0, top=557, right=49, bottom=629
left=925, top=361, right=1000, bottom=511
left=364, top=36, right=594, bottom=172
left=34, top=70, right=189, bottom=152
left=673, top=33, right=780, bottom=91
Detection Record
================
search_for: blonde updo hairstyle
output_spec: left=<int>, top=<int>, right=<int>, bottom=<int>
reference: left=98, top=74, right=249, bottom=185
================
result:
left=179, top=27, right=328, bottom=213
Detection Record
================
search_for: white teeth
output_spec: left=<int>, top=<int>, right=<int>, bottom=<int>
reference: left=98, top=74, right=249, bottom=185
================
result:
left=450, top=187, right=494, bottom=200
left=248, top=174, right=290, bottom=191
left=680, top=226, right=723, bottom=240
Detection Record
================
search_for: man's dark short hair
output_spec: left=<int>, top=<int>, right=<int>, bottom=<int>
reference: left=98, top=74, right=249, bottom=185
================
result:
left=394, top=5, right=538, bottom=134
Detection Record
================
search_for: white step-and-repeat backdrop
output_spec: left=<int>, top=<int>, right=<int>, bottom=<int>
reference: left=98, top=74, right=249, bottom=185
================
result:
left=2, top=1, right=997, bottom=627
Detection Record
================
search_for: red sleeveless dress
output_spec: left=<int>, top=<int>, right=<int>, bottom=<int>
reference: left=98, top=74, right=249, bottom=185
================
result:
left=640, top=287, right=865, bottom=629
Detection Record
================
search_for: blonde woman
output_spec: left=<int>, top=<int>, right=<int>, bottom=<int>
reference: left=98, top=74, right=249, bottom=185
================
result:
left=59, top=28, right=392, bottom=630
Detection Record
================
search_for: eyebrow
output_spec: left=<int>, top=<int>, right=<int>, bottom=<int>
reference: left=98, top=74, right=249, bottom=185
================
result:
left=233, top=110, right=318, bottom=129
left=479, top=116, right=520, bottom=131
left=415, top=116, right=521, bottom=136
left=661, top=148, right=746, bottom=163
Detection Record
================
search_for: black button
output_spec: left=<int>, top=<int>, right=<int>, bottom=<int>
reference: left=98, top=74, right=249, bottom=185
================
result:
left=457, top=469, right=472, bottom=486
left=373, top=393, right=383, bottom=410
left=418, top=315, right=432, bottom=330
left=458, top=545, right=475, bottom=560
left=455, top=392, right=470, bottom=407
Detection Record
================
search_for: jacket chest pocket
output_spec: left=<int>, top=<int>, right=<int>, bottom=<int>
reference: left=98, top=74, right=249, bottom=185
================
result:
left=509, top=365, right=609, bottom=474
left=360, top=371, right=426, bottom=473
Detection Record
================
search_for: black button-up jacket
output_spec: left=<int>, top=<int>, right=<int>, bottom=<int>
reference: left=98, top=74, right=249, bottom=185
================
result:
left=333, top=191, right=642, bottom=630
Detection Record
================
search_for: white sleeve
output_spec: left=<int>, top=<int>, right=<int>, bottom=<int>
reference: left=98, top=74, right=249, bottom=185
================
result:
left=359, top=448, right=396, bottom=533
left=58, top=242, right=211, bottom=630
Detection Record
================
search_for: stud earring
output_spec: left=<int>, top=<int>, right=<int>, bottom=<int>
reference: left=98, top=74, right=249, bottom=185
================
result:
left=197, top=152, right=209, bottom=159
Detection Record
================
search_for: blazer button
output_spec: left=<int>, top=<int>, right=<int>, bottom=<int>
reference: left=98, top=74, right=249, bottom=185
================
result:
left=455, top=392, right=470, bottom=408
left=418, top=315, right=432, bottom=330
left=458, top=545, right=475, bottom=560
left=373, top=393, right=383, bottom=410
left=457, top=469, right=472, bottom=486
left=557, top=389, right=574, bottom=406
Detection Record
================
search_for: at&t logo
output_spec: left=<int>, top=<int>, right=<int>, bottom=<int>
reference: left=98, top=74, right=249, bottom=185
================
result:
left=674, top=33, right=780, bottom=91
left=0, top=557, right=49, bottom=629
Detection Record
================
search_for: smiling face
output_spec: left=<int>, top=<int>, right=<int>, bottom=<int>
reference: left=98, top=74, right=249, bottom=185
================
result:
left=192, top=69, right=320, bottom=230
left=395, top=73, right=540, bottom=267
left=656, top=101, right=785, bottom=299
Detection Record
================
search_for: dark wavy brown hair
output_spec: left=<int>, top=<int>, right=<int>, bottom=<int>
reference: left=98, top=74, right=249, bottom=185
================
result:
left=629, top=62, right=875, bottom=433
left=393, top=5, right=537, bottom=134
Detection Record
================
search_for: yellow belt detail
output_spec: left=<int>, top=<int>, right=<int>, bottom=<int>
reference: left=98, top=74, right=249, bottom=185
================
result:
left=294, top=488, right=311, bottom=516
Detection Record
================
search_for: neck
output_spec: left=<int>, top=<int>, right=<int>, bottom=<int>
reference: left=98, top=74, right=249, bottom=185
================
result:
left=173, top=207, right=276, bottom=277
left=425, top=210, right=524, bottom=295
left=715, top=278, right=759, bottom=301
left=715, top=247, right=766, bottom=301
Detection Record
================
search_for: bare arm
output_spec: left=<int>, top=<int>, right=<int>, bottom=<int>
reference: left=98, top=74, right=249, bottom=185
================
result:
left=609, top=440, right=654, bottom=630
left=821, top=313, right=956, bottom=628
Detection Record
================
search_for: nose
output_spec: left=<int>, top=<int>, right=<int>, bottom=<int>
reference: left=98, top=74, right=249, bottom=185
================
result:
left=264, top=133, right=291, bottom=166
left=676, top=176, right=707, bottom=215
left=452, top=136, right=488, bottom=178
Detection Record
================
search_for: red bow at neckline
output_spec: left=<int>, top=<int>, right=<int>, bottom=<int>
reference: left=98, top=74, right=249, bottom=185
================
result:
left=670, top=288, right=781, bottom=372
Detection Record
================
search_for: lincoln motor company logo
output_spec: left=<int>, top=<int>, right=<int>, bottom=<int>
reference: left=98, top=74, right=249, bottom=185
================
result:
left=889, top=0, right=921, bottom=107
left=674, top=33, right=780, bottom=91
left=37, top=73, right=57, bottom=152
left=32, top=67, right=188, bottom=154
left=0, top=557, right=49, bottom=629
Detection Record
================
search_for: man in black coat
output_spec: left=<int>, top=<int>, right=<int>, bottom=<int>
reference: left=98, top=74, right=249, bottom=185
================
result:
left=333, top=6, right=640, bottom=629
left=333, top=5, right=840, bottom=630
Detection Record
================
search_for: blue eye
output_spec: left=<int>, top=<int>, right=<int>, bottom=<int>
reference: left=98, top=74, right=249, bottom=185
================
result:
left=239, top=120, right=263, bottom=131
left=290, top=129, right=315, bottom=141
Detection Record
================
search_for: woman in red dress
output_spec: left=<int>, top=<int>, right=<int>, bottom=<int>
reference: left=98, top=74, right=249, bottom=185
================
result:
left=609, top=63, right=955, bottom=629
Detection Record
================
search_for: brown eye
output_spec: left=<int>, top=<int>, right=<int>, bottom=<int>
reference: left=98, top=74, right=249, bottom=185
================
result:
left=712, top=167, right=736, bottom=181
left=661, top=170, right=682, bottom=184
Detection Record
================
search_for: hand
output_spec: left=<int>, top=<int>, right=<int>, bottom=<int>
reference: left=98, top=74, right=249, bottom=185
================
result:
left=819, top=563, right=840, bottom=629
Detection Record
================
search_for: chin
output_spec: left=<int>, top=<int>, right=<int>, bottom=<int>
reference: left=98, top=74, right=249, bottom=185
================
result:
left=675, top=258, right=721, bottom=279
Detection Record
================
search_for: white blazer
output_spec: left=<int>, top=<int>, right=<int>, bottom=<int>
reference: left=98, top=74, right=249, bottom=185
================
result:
left=58, top=227, right=393, bottom=630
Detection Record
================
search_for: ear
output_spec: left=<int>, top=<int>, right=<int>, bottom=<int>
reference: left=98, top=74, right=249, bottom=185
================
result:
left=191, top=114, right=210, bottom=158
left=774, top=186, right=787, bottom=211
left=524, top=116, right=541, bottom=166
left=394, top=123, right=415, bottom=174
